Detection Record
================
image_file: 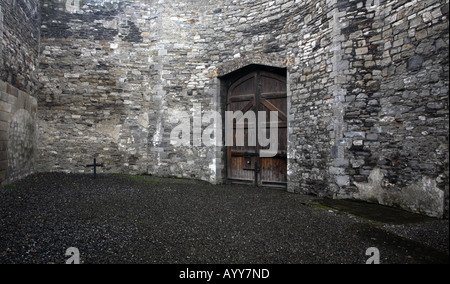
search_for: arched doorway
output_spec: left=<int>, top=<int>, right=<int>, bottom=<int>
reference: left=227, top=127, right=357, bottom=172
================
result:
left=222, top=65, right=287, bottom=187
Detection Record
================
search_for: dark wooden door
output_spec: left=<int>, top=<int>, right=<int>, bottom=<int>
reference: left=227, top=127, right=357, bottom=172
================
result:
left=226, top=70, right=287, bottom=187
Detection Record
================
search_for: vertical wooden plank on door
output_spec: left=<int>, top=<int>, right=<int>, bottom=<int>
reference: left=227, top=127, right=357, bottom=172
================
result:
left=227, top=72, right=257, bottom=183
left=259, top=71, right=287, bottom=187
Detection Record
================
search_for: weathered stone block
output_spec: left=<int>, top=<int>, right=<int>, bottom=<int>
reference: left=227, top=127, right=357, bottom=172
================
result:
left=408, top=55, right=424, bottom=71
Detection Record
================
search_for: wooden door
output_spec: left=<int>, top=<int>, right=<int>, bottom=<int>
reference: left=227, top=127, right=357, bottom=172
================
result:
left=226, top=70, right=287, bottom=187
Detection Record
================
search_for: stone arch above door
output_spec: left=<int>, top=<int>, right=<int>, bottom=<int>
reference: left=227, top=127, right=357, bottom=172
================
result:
left=215, top=54, right=291, bottom=78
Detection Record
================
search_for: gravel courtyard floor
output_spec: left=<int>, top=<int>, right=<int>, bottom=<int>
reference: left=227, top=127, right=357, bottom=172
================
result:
left=0, top=173, right=448, bottom=264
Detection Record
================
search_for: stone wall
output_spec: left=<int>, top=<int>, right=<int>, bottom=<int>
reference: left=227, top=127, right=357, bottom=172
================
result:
left=0, top=0, right=40, bottom=184
left=37, top=0, right=302, bottom=183
left=334, top=0, right=449, bottom=218
left=287, top=0, right=449, bottom=218
left=37, top=0, right=448, bottom=218
left=38, top=0, right=223, bottom=181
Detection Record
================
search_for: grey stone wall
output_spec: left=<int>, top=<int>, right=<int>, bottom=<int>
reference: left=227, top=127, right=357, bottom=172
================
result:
left=37, top=0, right=300, bottom=183
left=287, top=0, right=449, bottom=218
left=36, top=0, right=448, bottom=218
left=38, top=0, right=224, bottom=181
left=334, top=0, right=449, bottom=218
left=0, top=0, right=40, bottom=184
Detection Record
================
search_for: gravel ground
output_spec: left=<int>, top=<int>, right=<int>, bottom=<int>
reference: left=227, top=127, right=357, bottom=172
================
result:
left=0, top=173, right=448, bottom=264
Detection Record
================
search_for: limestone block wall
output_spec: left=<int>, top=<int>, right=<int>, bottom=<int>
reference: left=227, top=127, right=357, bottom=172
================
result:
left=287, top=0, right=449, bottom=218
left=333, top=0, right=449, bottom=218
left=0, top=0, right=40, bottom=184
left=37, top=0, right=304, bottom=183
left=38, top=0, right=224, bottom=181
left=36, top=0, right=448, bottom=218
left=38, top=0, right=155, bottom=176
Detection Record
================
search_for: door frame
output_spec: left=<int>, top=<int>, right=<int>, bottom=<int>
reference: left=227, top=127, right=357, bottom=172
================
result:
left=219, top=64, right=288, bottom=188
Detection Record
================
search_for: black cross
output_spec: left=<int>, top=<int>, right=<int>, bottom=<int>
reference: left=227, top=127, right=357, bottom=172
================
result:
left=86, top=158, right=104, bottom=179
